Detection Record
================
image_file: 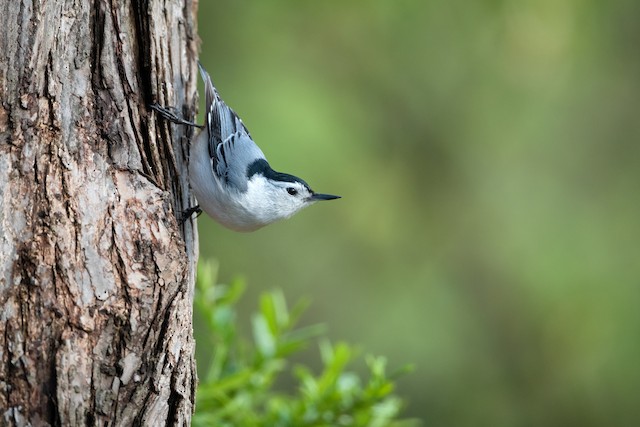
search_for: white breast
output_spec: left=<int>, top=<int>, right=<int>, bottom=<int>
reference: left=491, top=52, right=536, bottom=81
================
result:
left=188, top=131, right=269, bottom=232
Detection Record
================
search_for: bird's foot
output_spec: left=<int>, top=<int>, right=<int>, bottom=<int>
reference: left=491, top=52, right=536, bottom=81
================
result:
left=150, top=104, right=204, bottom=128
left=180, top=205, right=203, bottom=224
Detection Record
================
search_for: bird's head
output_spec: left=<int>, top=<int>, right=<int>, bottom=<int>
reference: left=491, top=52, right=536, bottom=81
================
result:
left=245, top=159, right=340, bottom=225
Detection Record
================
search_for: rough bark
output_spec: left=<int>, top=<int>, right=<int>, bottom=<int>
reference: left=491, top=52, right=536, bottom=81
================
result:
left=0, top=0, right=200, bottom=425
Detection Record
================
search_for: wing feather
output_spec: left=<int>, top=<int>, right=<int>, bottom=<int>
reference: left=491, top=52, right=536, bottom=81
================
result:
left=199, top=63, right=264, bottom=192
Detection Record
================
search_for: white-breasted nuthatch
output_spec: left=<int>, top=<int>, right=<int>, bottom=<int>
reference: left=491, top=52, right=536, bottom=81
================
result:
left=152, top=64, right=340, bottom=231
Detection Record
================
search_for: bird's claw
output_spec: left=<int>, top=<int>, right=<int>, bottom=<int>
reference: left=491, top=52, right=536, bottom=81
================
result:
left=150, top=104, right=203, bottom=128
left=180, top=205, right=203, bottom=224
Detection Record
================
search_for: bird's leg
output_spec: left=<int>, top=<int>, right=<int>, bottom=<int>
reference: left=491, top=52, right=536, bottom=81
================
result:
left=150, top=104, right=204, bottom=129
left=180, top=205, right=203, bottom=224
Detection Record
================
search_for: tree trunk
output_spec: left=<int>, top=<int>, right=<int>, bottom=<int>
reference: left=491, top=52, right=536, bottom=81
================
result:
left=0, top=0, right=199, bottom=425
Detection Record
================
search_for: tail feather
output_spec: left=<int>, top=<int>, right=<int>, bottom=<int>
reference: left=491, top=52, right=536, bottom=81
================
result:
left=198, top=63, right=251, bottom=161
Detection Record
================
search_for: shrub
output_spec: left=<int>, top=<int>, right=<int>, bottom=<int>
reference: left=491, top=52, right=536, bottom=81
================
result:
left=193, top=261, right=417, bottom=427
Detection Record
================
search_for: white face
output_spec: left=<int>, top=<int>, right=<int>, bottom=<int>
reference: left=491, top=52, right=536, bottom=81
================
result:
left=244, top=176, right=316, bottom=225
left=268, top=180, right=316, bottom=218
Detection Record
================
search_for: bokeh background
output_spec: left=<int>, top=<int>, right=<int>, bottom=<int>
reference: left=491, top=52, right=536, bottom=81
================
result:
left=196, top=1, right=640, bottom=425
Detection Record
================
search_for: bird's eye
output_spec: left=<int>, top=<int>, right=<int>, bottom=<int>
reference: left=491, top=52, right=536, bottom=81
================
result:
left=286, top=187, right=298, bottom=196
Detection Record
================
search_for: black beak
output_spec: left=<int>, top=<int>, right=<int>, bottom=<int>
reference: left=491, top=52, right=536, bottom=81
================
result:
left=310, top=193, right=341, bottom=201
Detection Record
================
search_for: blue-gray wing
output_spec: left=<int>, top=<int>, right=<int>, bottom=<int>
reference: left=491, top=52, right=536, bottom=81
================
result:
left=213, top=132, right=266, bottom=192
left=199, top=64, right=265, bottom=192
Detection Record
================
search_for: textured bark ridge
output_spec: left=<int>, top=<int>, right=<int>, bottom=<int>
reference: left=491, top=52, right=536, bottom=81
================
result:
left=0, top=1, right=200, bottom=425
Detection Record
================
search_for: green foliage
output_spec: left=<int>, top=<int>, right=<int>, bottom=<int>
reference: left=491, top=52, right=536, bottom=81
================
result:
left=193, top=261, right=416, bottom=427
left=192, top=2, right=640, bottom=424
left=196, top=2, right=640, bottom=424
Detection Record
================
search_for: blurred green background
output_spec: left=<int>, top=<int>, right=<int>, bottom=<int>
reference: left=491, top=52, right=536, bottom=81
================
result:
left=196, top=1, right=640, bottom=425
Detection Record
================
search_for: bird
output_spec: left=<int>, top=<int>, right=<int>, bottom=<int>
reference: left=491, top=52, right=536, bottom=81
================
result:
left=151, top=63, right=340, bottom=231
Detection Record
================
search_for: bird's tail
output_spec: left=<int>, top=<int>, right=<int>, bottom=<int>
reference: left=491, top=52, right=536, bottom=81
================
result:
left=198, top=62, right=251, bottom=148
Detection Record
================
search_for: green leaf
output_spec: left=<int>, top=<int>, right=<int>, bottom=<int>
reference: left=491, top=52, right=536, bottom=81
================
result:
left=252, top=312, right=277, bottom=358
